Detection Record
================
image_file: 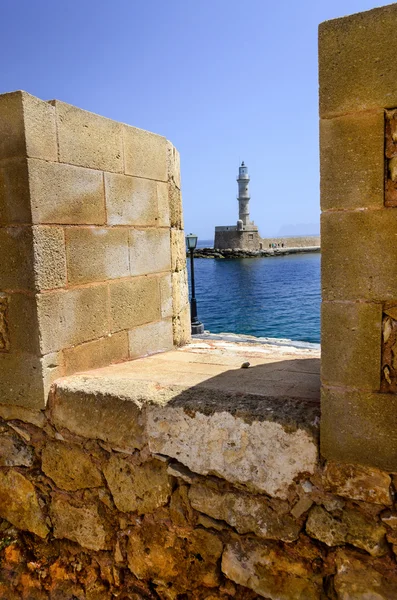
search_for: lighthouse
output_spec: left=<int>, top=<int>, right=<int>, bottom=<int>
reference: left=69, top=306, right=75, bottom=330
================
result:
left=237, top=161, right=251, bottom=228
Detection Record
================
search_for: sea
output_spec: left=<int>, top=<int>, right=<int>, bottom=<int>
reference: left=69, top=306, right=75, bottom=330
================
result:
left=189, top=240, right=321, bottom=344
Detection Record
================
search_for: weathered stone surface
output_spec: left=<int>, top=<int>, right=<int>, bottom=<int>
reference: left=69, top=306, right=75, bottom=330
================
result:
left=306, top=505, right=388, bottom=556
left=0, top=470, right=48, bottom=538
left=167, top=141, right=181, bottom=190
left=0, top=403, right=45, bottom=427
left=50, top=496, right=110, bottom=551
left=221, top=537, right=322, bottom=600
left=123, top=125, right=167, bottom=182
left=159, top=273, right=172, bottom=318
left=189, top=483, right=301, bottom=542
left=306, top=505, right=347, bottom=547
left=334, top=549, right=397, bottom=599
left=50, top=384, right=146, bottom=451
left=290, top=495, right=314, bottom=519
left=37, top=284, right=109, bottom=354
left=321, top=387, right=397, bottom=472
left=104, top=173, right=159, bottom=226
left=28, top=159, right=106, bottom=225
left=320, top=111, right=384, bottom=211
left=109, top=277, right=160, bottom=333
left=169, top=485, right=196, bottom=527
left=65, top=227, right=129, bottom=284
left=63, top=332, right=129, bottom=376
left=127, top=518, right=222, bottom=592
left=50, top=100, right=124, bottom=173
left=32, top=226, right=67, bottom=291
left=319, top=4, right=397, bottom=117
left=147, top=407, right=318, bottom=498
left=129, top=229, right=171, bottom=276
left=321, top=301, right=382, bottom=390
left=41, top=440, right=102, bottom=491
left=0, top=432, right=34, bottom=466
left=103, top=456, right=171, bottom=514
left=343, top=508, right=388, bottom=557
left=323, top=461, right=392, bottom=505
left=170, top=228, right=186, bottom=273
left=128, top=319, right=173, bottom=359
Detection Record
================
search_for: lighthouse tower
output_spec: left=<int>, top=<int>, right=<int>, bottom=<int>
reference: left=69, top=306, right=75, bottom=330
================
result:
left=237, top=161, right=251, bottom=228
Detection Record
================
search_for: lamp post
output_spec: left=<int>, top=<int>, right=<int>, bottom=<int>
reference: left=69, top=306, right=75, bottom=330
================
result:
left=186, top=233, right=204, bottom=335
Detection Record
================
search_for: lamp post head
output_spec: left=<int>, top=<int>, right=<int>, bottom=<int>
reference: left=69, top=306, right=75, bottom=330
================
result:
left=186, top=233, right=198, bottom=251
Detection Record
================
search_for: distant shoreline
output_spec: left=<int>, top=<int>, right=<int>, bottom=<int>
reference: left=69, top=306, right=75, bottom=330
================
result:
left=190, top=246, right=321, bottom=259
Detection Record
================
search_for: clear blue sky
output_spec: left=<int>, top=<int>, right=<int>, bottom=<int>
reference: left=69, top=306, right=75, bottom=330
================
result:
left=0, top=0, right=392, bottom=240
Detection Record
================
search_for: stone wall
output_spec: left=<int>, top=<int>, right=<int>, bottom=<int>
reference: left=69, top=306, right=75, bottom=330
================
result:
left=0, top=379, right=396, bottom=599
left=319, top=4, right=397, bottom=471
left=0, top=92, right=190, bottom=410
left=214, top=229, right=261, bottom=250
left=260, top=235, right=320, bottom=249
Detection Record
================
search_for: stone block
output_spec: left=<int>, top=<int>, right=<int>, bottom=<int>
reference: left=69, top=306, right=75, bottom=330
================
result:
left=189, top=483, right=300, bottom=542
left=28, top=159, right=106, bottom=225
left=323, top=461, right=392, bottom=505
left=7, top=293, right=40, bottom=354
left=0, top=352, right=45, bottom=408
left=0, top=403, right=46, bottom=427
left=0, top=158, right=31, bottom=224
left=128, top=319, right=173, bottom=358
left=321, top=210, right=397, bottom=301
left=109, top=277, right=160, bottom=332
left=65, top=227, right=129, bottom=284
left=63, top=331, right=129, bottom=375
left=173, top=302, right=191, bottom=346
left=169, top=182, right=184, bottom=229
left=104, top=173, right=158, bottom=226
left=320, top=111, right=385, bottom=211
left=147, top=403, right=318, bottom=498
left=42, top=439, right=102, bottom=491
left=49, top=100, right=123, bottom=172
left=171, top=228, right=187, bottom=272
left=0, top=226, right=34, bottom=290
left=0, top=470, right=48, bottom=538
left=172, top=268, right=189, bottom=315
left=50, top=495, right=110, bottom=550
left=33, top=226, right=67, bottom=290
left=36, top=284, right=109, bottom=354
left=321, top=301, right=382, bottom=389
left=103, top=456, right=171, bottom=514
left=123, top=125, right=167, bottom=181
left=321, top=387, right=397, bottom=471
left=129, top=228, right=171, bottom=276
left=159, top=273, right=172, bottom=318
left=50, top=383, right=146, bottom=450
left=41, top=351, right=65, bottom=398
left=157, top=181, right=170, bottom=226
left=0, top=431, right=34, bottom=467
left=167, top=141, right=181, bottom=189
left=0, top=91, right=57, bottom=161
left=319, top=4, right=397, bottom=117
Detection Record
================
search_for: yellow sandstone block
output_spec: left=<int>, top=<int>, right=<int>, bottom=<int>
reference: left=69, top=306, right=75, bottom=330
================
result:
left=104, top=173, right=158, bottom=226
left=129, top=229, right=171, bottom=276
left=0, top=158, right=31, bottom=224
left=0, top=91, right=57, bottom=162
left=37, top=285, right=109, bottom=354
left=28, top=159, right=106, bottom=225
left=159, top=273, right=173, bottom=318
left=66, top=227, right=129, bottom=285
left=63, top=331, right=129, bottom=375
left=171, top=228, right=187, bottom=273
left=50, top=100, right=124, bottom=172
left=128, top=320, right=173, bottom=359
left=123, top=125, right=167, bottom=181
left=109, top=277, right=160, bottom=333
left=321, top=301, right=382, bottom=390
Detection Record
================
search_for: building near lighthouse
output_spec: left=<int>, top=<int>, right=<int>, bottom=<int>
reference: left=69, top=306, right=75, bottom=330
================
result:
left=214, top=162, right=261, bottom=250
left=214, top=162, right=320, bottom=251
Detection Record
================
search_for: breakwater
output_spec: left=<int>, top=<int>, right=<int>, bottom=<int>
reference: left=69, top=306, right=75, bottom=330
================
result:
left=190, top=246, right=321, bottom=259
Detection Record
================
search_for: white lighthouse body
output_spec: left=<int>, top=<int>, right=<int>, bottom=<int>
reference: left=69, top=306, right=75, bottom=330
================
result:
left=237, top=161, right=251, bottom=227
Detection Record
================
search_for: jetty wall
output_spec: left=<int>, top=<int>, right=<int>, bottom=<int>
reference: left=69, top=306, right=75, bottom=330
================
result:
left=0, top=92, right=190, bottom=409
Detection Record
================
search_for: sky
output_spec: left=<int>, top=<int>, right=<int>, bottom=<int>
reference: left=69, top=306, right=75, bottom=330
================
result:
left=0, top=0, right=392, bottom=240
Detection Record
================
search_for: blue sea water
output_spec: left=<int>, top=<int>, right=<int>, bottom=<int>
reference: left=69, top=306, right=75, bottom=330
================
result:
left=188, top=249, right=321, bottom=344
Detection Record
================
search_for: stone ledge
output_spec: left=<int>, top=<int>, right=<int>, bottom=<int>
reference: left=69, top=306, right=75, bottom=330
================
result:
left=51, top=339, right=320, bottom=499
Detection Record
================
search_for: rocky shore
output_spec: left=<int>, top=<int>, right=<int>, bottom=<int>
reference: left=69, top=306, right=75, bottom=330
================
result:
left=190, top=246, right=321, bottom=259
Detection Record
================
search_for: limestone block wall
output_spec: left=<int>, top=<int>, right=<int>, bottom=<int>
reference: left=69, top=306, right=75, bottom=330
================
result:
left=319, top=5, right=397, bottom=470
left=0, top=91, right=190, bottom=409
left=214, top=229, right=261, bottom=250
left=260, top=235, right=320, bottom=249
